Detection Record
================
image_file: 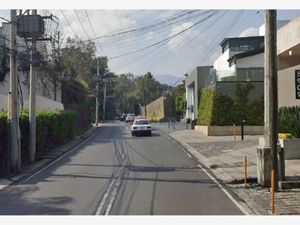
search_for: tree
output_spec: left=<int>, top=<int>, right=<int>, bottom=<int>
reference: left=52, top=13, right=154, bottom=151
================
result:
left=0, top=47, right=8, bottom=82
left=61, top=37, right=96, bottom=87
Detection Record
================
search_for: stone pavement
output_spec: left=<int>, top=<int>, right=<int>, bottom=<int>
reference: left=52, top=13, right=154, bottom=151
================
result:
left=153, top=122, right=300, bottom=215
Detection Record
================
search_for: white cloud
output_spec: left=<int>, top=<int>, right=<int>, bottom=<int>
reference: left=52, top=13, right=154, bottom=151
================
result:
left=167, top=22, right=200, bottom=52
left=238, top=27, right=259, bottom=37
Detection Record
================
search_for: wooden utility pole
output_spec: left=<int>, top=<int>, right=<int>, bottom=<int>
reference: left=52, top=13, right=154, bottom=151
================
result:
left=142, top=77, right=147, bottom=117
left=95, top=59, right=99, bottom=126
left=265, top=10, right=278, bottom=190
left=8, top=9, right=21, bottom=172
left=29, top=9, right=37, bottom=163
left=103, top=79, right=107, bottom=122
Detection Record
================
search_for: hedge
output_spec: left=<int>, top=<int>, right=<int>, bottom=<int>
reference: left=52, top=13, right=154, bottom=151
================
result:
left=0, top=110, right=76, bottom=175
left=198, top=85, right=264, bottom=126
left=279, top=106, right=300, bottom=138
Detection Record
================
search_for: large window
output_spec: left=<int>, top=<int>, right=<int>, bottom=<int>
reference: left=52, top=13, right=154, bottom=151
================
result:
left=229, top=38, right=263, bottom=52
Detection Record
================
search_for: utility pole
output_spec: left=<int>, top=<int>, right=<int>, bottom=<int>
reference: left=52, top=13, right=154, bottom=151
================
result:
left=142, top=77, right=147, bottom=117
left=8, top=9, right=21, bottom=172
left=257, top=10, right=278, bottom=188
left=29, top=9, right=37, bottom=163
left=103, top=79, right=107, bottom=122
left=95, top=59, right=99, bottom=126
left=265, top=10, right=279, bottom=190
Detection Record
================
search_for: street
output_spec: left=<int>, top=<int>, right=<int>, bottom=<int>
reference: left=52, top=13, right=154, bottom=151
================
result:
left=0, top=122, right=243, bottom=215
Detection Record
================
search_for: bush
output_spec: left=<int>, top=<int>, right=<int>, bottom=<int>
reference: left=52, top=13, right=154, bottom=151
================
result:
left=0, top=110, right=77, bottom=174
left=0, top=112, right=8, bottom=174
left=279, top=106, right=300, bottom=138
left=198, top=85, right=264, bottom=126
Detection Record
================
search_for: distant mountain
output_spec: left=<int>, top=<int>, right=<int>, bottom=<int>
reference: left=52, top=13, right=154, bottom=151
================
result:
left=154, top=74, right=183, bottom=86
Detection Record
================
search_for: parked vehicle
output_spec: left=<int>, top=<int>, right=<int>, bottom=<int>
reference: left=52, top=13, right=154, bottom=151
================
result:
left=131, top=119, right=152, bottom=136
left=126, top=113, right=135, bottom=123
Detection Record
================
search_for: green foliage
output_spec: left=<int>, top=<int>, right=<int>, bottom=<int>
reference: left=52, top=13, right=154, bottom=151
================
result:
left=175, top=94, right=185, bottom=114
left=0, top=112, right=8, bottom=174
left=198, top=85, right=264, bottom=126
left=0, top=47, right=8, bottom=82
left=221, top=75, right=236, bottom=81
left=113, top=72, right=169, bottom=115
left=279, top=106, right=300, bottom=138
left=0, top=110, right=76, bottom=174
left=198, top=87, right=215, bottom=125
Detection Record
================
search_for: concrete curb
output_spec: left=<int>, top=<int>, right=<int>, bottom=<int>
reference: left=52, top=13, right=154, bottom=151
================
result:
left=0, top=124, right=102, bottom=191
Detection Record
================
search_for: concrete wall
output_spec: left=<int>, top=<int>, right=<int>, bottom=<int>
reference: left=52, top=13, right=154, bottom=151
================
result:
left=185, top=66, right=213, bottom=120
left=278, top=64, right=300, bottom=107
left=141, top=95, right=176, bottom=121
left=236, top=52, right=264, bottom=68
left=277, top=16, right=300, bottom=55
left=0, top=70, right=63, bottom=111
left=195, top=125, right=264, bottom=136
left=0, top=94, right=64, bottom=111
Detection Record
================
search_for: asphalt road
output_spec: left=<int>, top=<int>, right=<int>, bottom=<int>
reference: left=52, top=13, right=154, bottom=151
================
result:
left=0, top=121, right=243, bottom=215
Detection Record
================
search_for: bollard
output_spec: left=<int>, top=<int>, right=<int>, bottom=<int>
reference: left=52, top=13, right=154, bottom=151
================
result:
left=244, top=156, right=247, bottom=186
left=271, top=169, right=275, bottom=214
left=233, top=123, right=236, bottom=141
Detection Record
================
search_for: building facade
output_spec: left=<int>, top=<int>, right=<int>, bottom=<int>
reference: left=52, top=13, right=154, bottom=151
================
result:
left=185, top=66, right=214, bottom=120
left=277, top=16, right=300, bottom=107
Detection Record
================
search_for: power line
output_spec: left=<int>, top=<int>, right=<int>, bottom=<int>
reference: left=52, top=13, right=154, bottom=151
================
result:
left=100, top=10, right=212, bottom=51
left=74, top=10, right=91, bottom=41
left=138, top=11, right=228, bottom=76
left=110, top=11, right=222, bottom=73
left=84, top=10, right=106, bottom=56
left=89, top=10, right=199, bottom=41
left=108, top=11, right=218, bottom=60
left=60, top=10, right=80, bottom=40
left=189, top=10, right=244, bottom=72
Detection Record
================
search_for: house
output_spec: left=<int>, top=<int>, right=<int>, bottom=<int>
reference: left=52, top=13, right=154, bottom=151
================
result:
left=185, top=66, right=215, bottom=120
left=185, top=36, right=265, bottom=121
left=213, top=36, right=264, bottom=82
left=277, top=16, right=300, bottom=107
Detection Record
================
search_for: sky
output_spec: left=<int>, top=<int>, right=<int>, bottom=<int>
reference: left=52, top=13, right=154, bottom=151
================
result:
left=1, top=9, right=300, bottom=83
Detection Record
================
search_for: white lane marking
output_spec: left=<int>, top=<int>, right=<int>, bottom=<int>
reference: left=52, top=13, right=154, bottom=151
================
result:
left=22, top=128, right=101, bottom=183
left=104, top=177, right=122, bottom=215
left=197, top=164, right=248, bottom=215
left=95, top=178, right=116, bottom=215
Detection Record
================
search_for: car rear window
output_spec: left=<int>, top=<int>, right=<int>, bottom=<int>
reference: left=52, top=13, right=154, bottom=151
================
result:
left=134, top=120, right=149, bottom=125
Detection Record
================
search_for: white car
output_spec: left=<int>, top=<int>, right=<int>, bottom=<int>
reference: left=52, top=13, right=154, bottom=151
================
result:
left=131, top=119, right=152, bottom=136
left=126, top=114, right=135, bottom=123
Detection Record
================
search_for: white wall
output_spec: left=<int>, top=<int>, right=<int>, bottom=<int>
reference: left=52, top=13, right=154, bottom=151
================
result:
left=0, top=94, right=64, bottom=111
left=186, top=85, right=194, bottom=120
left=235, top=52, right=264, bottom=68
left=0, top=70, right=63, bottom=111
left=213, top=49, right=235, bottom=80
left=278, top=64, right=300, bottom=108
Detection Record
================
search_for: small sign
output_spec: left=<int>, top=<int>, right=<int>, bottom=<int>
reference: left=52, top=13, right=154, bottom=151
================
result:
left=296, top=70, right=300, bottom=99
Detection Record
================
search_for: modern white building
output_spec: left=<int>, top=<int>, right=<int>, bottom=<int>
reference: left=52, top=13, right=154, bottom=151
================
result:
left=277, top=16, right=300, bottom=107
left=213, top=36, right=264, bottom=81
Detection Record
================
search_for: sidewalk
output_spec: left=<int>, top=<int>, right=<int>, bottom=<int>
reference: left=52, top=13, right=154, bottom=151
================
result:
left=0, top=124, right=101, bottom=192
left=154, top=123, right=300, bottom=215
